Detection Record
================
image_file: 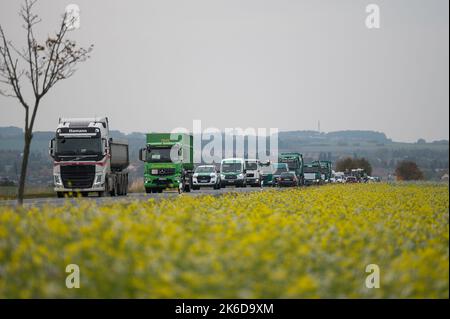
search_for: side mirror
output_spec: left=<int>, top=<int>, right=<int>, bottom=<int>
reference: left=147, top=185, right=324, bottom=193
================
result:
left=139, top=148, right=146, bottom=162
left=48, top=138, right=55, bottom=158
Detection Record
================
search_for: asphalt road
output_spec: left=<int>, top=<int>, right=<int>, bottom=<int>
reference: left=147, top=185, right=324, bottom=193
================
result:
left=0, top=186, right=269, bottom=207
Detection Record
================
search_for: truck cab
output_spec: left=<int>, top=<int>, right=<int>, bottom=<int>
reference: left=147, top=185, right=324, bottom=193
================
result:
left=220, top=158, right=247, bottom=188
left=303, top=162, right=322, bottom=186
left=139, top=133, right=193, bottom=193
left=278, top=152, right=304, bottom=185
left=245, top=159, right=261, bottom=187
left=49, top=117, right=129, bottom=197
left=316, top=160, right=332, bottom=183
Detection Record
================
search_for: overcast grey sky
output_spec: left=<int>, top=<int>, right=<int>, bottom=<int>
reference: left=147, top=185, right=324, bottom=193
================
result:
left=0, top=0, right=448, bottom=142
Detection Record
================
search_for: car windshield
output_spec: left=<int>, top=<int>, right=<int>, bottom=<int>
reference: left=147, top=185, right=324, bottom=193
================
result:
left=147, top=147, right=172, bottom=163
left=195, top=166, right=215, bottom=173
left=280, top=172, right=294, bottom=177
left=56, top=137, right=102, bottom=156
left=222, top=162, right=242, bottom=173
left=245, top=162, right=258, bottom=170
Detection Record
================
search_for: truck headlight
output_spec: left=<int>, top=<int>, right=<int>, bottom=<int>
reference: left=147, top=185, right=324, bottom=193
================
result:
left=237, top=173, right=244, bottom=179
left=220, top=174, right=225, bottom=179
left=54, top=174, right=62, bottom=186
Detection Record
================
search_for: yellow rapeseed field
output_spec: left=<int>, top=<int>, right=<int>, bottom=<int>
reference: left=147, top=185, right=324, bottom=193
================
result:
left=0, top=183, right=448, bottom=298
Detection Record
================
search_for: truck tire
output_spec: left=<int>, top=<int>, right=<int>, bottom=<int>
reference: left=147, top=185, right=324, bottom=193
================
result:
left=117, top=177, right=123, bottom=196
left=99, top=180, right=109, bottom=197
left=124, top=174, right=128, bottom=195
left=57, top=192, right=64, bottom=198
left=110, top=181, right=117, bottom=196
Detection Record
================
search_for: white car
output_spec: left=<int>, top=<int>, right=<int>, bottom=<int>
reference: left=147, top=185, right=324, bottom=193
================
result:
left=192, top=165, right=221, bottom=190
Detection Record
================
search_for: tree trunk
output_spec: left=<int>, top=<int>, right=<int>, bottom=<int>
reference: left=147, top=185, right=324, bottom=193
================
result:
left=17, top=130, right=32, bottom=205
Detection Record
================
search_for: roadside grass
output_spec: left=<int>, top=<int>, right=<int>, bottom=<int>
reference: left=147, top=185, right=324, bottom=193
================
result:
left=0, top=186, right=55, bottom=200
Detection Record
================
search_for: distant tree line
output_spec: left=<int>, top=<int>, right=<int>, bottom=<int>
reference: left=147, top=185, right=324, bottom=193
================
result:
left=335, top=157, right=373, bottom=175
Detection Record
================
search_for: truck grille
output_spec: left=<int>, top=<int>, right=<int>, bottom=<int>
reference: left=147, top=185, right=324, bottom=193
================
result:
left=246, top=173, right=254, bottom=178
left=225, top=175, right=237, bottom=180
left=151, top=168, right=176, bottom=176
left=197, top=176, right=211, bottom=183
left=60, top=165, right=95, bottom=189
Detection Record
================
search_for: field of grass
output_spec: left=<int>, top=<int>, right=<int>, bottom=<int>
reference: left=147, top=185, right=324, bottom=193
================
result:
left=0, top=183, right=448, bottom=298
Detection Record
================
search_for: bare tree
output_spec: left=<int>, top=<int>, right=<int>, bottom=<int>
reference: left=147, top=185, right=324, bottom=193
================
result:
left=0, top=0, right=93, bottom=204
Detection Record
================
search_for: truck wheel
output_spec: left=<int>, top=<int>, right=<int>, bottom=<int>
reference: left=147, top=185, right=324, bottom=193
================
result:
left=57, top=192, right=64, bottom=198
left=124, top=175, right=128, bottom=195
left=117, top=180, right=123, bottom=196
left=109, top=183, right=116, bottom=196
left=145, top=187, right=152, bottom=194
left=213, top=183, right=220, bottom=190
left=184, top=183, right=191, bottom=192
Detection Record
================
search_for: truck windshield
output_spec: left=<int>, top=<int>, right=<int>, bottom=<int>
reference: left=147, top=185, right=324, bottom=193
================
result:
left=56, top=138, right=102, bottom=156
left=304, top=166, right=318, bottom=173
left=245, top=162, right=258, bottom=170
left=280, top=159, right=298, bottom=171
left=195, top=166, right=215, bottom=173
left=222, top=163, right=242, bottom=173
left=147, top=147, right=173, bottom=163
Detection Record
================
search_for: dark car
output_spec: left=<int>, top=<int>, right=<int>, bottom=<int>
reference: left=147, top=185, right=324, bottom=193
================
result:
left=277, top=172, right=299, bottom=187
left=345, top=176, right=358, bottom=183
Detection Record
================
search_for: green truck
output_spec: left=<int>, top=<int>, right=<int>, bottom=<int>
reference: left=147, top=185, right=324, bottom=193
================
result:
left=303, top=162, right=322, bottom=186
left=139, top=133, right=194, bottom=193
left=278, top=152, right=304, bottom=185
left=316, top=160, right=333, bottom=182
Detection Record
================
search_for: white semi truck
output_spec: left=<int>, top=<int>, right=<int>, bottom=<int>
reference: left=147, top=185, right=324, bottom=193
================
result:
left=245, top=159, right=261, bottom=187
left=49, top=117, right=129, bottom=197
